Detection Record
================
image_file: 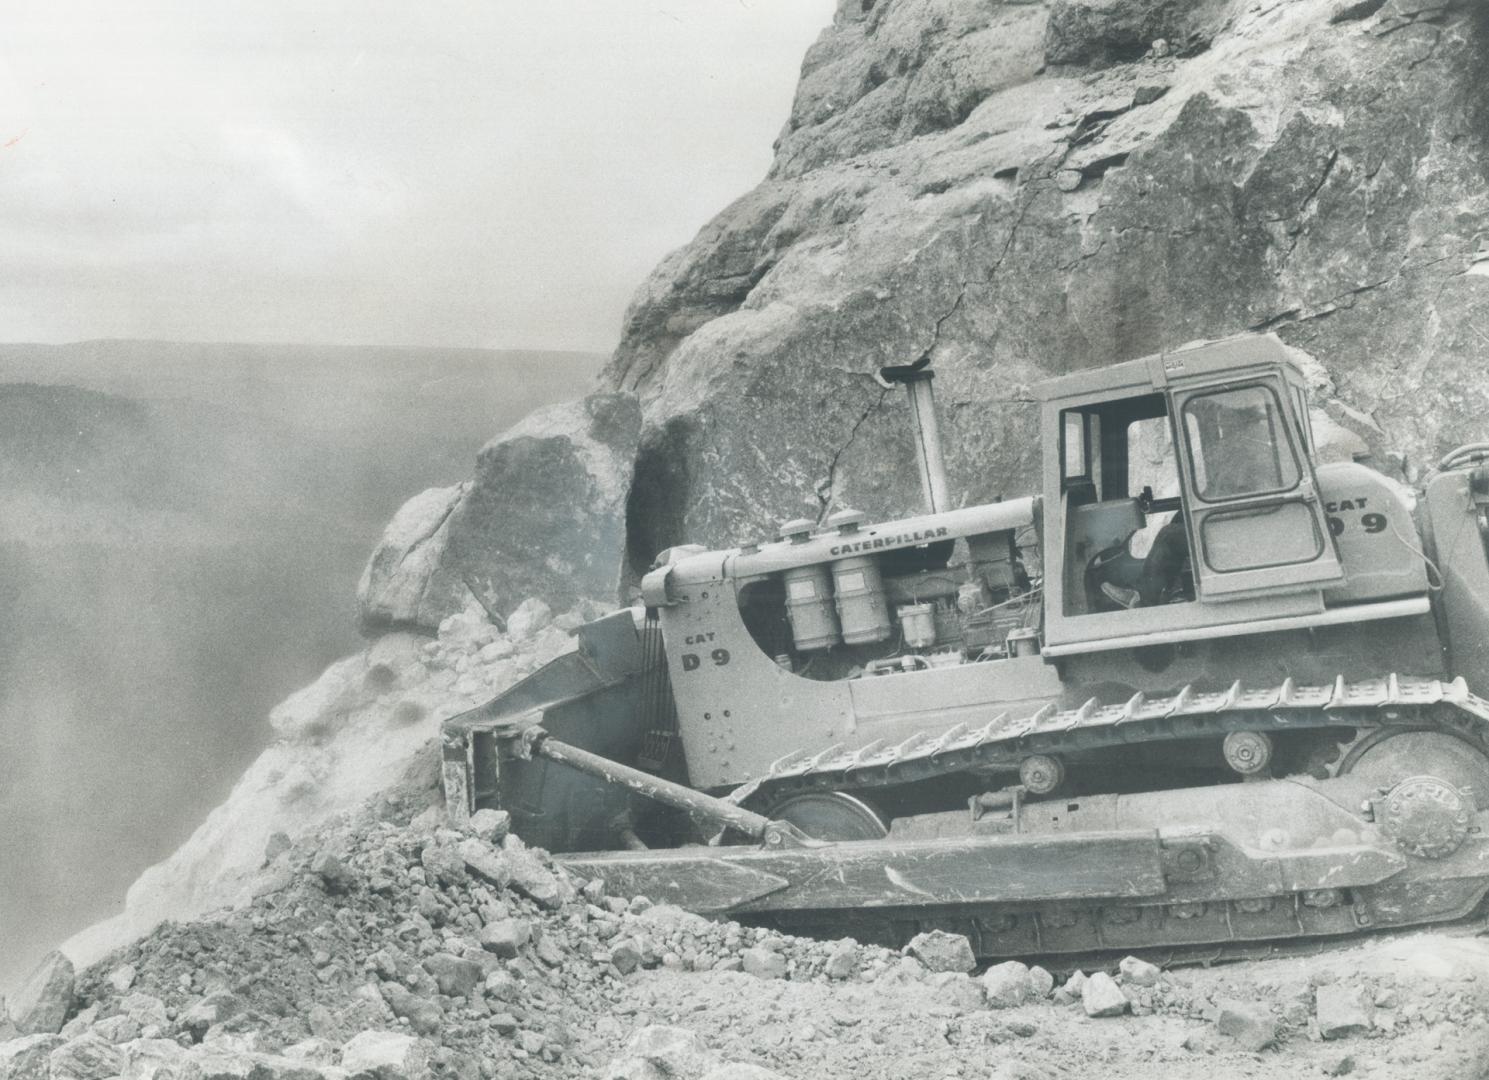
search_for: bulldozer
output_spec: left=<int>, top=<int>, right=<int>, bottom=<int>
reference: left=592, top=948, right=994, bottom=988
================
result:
left=442, top=332, right=1489, bottom=958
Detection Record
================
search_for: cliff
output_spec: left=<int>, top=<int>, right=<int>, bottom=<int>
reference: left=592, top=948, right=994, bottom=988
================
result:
left=604, top=0, right=1489, bottom=568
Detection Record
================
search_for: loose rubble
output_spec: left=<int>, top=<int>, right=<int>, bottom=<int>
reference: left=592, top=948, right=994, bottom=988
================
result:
left=11, top=589, right=1489, bottom=1079
left=8, top=788, right=1486, bottom=1080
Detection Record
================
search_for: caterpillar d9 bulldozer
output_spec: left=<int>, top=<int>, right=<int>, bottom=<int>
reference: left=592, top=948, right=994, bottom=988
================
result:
left=442, top=332, right=1489, bottom=958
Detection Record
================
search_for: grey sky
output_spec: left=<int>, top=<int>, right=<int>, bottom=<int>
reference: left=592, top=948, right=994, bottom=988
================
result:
left=1, top=1, right=833, bottom=352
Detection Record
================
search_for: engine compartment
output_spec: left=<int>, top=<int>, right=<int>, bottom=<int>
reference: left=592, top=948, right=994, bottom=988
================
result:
left=736, top=518, right=1041, bottom=681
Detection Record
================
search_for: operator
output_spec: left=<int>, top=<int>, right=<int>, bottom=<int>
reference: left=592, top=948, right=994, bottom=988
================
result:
left=1135, top=515, right=1190, bottom=606
left=1097, top=511, right=1190, bottom=610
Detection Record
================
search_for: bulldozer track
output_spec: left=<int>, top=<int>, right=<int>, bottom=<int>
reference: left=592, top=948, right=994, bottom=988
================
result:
left=747, top=674, right=1489, bottom=799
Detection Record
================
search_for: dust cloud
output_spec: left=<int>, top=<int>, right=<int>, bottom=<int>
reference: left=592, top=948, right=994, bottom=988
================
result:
left=0, top=344, right=602, bottom=992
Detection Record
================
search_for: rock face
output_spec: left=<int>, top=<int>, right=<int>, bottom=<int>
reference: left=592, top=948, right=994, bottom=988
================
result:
left=603, top=0, right=1489, bottom=563
left=1044, top=0, right=1235, bottom=67
left=358, top=392, right=640, bottom=631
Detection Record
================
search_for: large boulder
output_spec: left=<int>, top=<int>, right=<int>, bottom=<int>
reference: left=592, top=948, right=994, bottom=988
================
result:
left=604, top=1026, right=716, bottom=1080
left=118, top=1038, right=188, bottom=1080
left=7, top=954, right=74, bottom=1036
left=0, top=1035, right=65, bottom=1080
left=603, top=0, right=1489, bottom=562
left=354, top=484, right=469, bottom=633
left=982, top=961, right=1035, bottom=1009
left=905, top=930, right=976, bottom=974
left=47, top=1035, right=125, bottom=1080
left=358, top=391, right=641, bottom=632
left=339, top=1030, right=433, bottom=1080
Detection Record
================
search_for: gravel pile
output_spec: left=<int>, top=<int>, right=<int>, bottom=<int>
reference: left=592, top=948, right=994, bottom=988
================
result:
left=4, top=798, right=912, bottom=1080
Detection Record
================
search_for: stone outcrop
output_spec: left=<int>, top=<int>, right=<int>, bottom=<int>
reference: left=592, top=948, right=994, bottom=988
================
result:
left=603, top=0, right=1489, bottom=562
left=357, top=392, right=640, bottom=631
left=1044, top=0, right=1236, bottom=67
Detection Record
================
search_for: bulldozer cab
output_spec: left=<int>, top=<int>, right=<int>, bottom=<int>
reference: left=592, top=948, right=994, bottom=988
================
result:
left=1037, top=335, right=1344, bottom=657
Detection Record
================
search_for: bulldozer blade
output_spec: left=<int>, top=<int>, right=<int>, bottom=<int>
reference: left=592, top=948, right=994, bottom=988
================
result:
left=560, top=829, right=1171, bottom=914
left=557, top=827, right=1417, bottom=917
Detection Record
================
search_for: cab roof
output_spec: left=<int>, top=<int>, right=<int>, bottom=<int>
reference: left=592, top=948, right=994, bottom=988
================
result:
left=1033, top=332, right=1305, bottom=404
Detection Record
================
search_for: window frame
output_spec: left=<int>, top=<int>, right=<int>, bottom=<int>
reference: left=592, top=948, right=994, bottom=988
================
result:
left=1198, top=502, right=1325, bottom=574
left=1060, top=409, right=1092, bottom=486
left=1179, top=382, right=1304, bottom=505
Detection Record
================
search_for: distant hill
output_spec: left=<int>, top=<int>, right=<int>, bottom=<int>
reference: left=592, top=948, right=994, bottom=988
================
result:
left=0, top=341, right=605, bottom=990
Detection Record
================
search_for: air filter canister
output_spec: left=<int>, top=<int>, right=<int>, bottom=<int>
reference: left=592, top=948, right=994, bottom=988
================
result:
left=832, top=555, right=890, bottom=644
left=784, top=563, right=841, bottom=651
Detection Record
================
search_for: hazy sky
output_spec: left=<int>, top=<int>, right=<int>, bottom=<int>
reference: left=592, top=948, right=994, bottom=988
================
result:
left=1, top=1, right=834, bottom=352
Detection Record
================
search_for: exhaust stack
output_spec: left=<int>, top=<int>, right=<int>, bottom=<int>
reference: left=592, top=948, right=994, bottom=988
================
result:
left=878, top=361, right=950, bottom=514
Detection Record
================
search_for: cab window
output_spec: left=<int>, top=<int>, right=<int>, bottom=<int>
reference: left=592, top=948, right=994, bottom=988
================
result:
left=1062, top=411, right=1090, bottom=483
left=1181, top=385, right=1300, bottom=502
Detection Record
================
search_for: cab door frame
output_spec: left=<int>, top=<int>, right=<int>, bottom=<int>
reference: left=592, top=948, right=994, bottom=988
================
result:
left=1168, top=371, right=1344, bottom=601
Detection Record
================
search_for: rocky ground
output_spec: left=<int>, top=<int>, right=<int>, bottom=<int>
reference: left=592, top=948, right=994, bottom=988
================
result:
left=6, top=797, right=1489, bottom=1080
left=11, top=581, right=1489, bottom=1080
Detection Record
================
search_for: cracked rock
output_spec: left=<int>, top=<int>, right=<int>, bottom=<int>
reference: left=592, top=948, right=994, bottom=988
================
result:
left=47, top=1035, right=125, bottom=1080
left=8, top=953, right=75, bottom=1036
left=465, top=809, right=511, bottom=845
left=456, top=839, right=511, bottom=888
left=1028, top=966, right=1055, bottom=998
left=1081, top=973, right=1129, bottom=1018
left=420, top=954, right=483, bottom=999
left=310, top=850, right=357, bottom=894
left=358, top=393, right=640, bottom=634
left=0, top=1035, right=65, bottom=1080
left=1118, top=956, right=1161, bottom=987
left=741, top=949, right=788, bottom=980
left=905, top=930, right=976, bottom=974
left=982, top=962, right=1034, bottom=1008
left=604, top=1025, right=716, bottom=1080
left=1316, top=985, right=1372, bottom=1039
left=341, top=1030, right=433, bottom=1080
left=1214, top=998, right=1277, bottom=1052
left=500, top=842, right=566, bottom=908
left=824, top=940, right=859, bottom=981
left=478, top=918, right=532, bottom=959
